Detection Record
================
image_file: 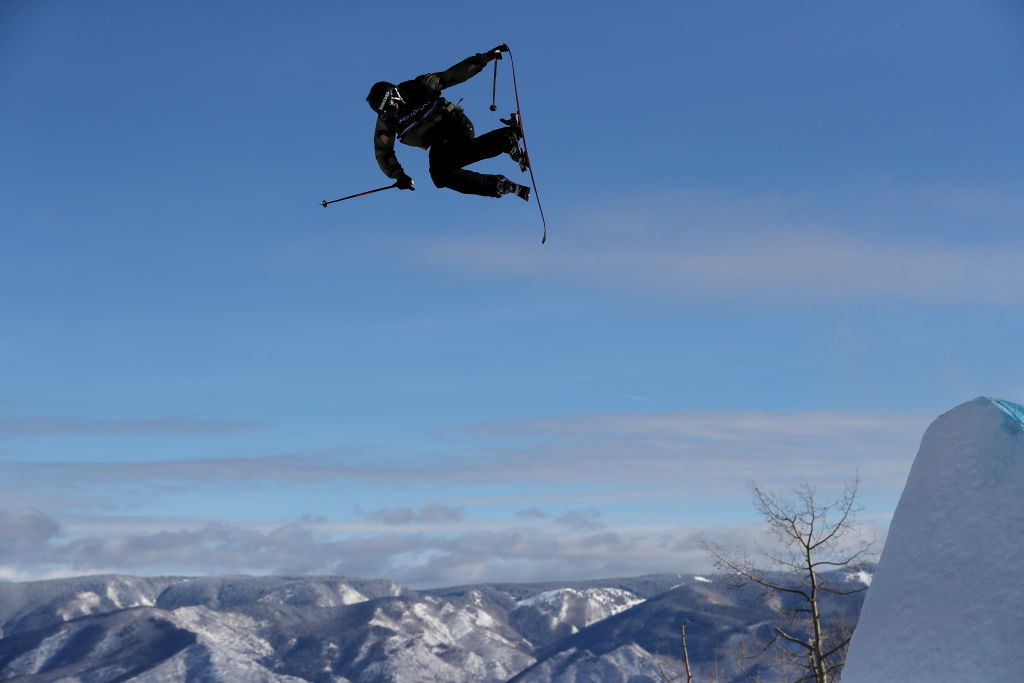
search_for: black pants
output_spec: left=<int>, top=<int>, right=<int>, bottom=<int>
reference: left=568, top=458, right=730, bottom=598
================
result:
left=428, top=115, right=513, bottom=197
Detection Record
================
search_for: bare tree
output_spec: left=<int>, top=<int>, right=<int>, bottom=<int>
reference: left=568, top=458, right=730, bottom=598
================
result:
left=657, top=618, right=696, bottom=683
left=700, top=477, right=873, bottom=683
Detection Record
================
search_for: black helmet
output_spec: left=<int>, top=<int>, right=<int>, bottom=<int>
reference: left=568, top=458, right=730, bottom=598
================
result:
left=366, top=81, right=402, bottom=114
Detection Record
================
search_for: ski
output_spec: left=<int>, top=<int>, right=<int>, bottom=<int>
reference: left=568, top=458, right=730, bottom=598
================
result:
left=504, top=49, right=547, bottom=244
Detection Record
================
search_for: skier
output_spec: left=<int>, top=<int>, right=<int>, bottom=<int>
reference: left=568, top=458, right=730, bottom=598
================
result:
left=365, top=44, right=531, bottom=201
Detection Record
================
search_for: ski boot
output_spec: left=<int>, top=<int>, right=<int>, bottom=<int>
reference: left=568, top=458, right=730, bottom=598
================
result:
left=500, top=113, right=529, bottom=173
left=496, top=175, right=530, bottom=201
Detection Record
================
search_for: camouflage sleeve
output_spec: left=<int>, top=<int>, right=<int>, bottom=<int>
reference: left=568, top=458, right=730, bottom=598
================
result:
left=419, top=52, right=490, bottom=92
left=373, top=118, right=404, bottom=179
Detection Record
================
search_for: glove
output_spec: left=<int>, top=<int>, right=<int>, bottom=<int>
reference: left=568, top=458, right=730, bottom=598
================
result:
left=487, top=44, right=510, bottom=61
left=395, top=173, right=414, bottom=190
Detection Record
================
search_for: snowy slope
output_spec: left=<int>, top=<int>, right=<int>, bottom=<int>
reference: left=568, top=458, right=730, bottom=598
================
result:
left=843, top=397, right=1024, bottom=682
left=509, top=577, right=808, bottom=683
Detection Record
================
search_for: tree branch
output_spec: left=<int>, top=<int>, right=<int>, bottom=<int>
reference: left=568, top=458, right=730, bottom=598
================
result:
left=773, top=625, right=811, bottom=651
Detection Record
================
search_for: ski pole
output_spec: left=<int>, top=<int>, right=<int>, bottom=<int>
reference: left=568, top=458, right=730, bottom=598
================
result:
left=489, top=53, right=501, bottom=111
left=320, top=182, right=411, bottom=208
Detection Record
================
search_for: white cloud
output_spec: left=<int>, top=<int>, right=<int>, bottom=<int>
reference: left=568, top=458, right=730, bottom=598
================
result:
left=447, top=409, right=929, bottom=492
left=1, top=409, right=928, bottom=509
left=0, top=409, right=927, bottom=504
left=0, top=509, right=885, bottom=588
left=400, top=187, right=1024, bottom=306
left=555, top=508, right=603, bottom=530
left=0, top=406, right=923, bottom=585
left=359, top=504, right=466, bottom=525
left=0, top=508, right=721, bottom=587
left=0, top=509, right=60, bottom=559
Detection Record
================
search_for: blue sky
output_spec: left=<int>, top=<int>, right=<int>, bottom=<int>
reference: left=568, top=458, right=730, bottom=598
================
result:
left=2, top=0, right=1023, bottom=586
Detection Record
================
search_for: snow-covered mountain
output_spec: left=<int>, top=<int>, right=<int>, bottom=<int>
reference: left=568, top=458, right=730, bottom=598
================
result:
left=0, top=571, right=868, bottom=682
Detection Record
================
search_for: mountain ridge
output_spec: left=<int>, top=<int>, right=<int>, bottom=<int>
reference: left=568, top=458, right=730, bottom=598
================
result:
left=0, top=570, right=868, bottom=682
